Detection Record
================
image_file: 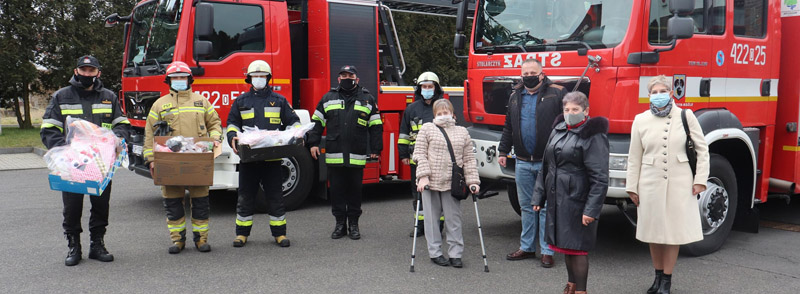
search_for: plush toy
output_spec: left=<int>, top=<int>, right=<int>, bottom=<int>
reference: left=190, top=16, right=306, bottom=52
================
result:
left=44, top=117, right=119, bottom=183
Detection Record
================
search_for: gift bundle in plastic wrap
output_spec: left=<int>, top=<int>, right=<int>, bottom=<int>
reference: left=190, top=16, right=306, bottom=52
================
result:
left=44, top=117, right=121, bottom=183
left=237, top=123, right=314, bottom=148
left=154, top=136, right=214, bottom=153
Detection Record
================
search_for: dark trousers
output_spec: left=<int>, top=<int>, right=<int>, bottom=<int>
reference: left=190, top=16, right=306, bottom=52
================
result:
left=62, top=181, right=112, bottom=237
left=236, top=161, right=286, bottom=237
left=328, top=167, right=364, bottom=219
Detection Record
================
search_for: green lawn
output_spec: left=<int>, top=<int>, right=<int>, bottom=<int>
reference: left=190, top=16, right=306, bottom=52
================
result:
left=0, top=127, right=44, bottom=148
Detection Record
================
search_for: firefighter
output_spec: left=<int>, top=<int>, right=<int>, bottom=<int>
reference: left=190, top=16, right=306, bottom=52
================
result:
left=226, top=60, right=300, bottom=248
left=308, top=65, right=383, bottom=240
left=143, top=61, right=223, bottom=254
left=400, top=71, right=445, bottom=238
left=41, top=55, right=131, bottom=266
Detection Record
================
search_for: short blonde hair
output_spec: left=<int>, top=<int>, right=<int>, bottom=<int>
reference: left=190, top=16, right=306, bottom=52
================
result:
left=433, top=99, right=455, bottom=115
left=647, top=75, right=672, bottom=93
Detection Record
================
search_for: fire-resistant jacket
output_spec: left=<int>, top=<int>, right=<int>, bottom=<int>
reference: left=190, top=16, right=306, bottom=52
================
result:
left=41, top=76, right=131, bottom=149
left=307, top=85, right=383, bottom=168
left=398, top=93, right=441, bottom=161
left=225, top=87, right=301, bottom=148
left=143, top=88, right=222, bottom=162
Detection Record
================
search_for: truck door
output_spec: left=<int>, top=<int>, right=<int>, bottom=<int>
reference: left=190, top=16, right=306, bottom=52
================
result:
left=640, top=0, right=712, bottom=111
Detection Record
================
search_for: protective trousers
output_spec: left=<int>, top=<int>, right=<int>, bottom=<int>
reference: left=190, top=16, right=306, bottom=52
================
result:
left=236, top=161, right=287, bottom=237
left=163, top=186, right=210, bottom=244
left=62, top=181, right=112, bottom=238
left=328, top=167, right=363, bottom=219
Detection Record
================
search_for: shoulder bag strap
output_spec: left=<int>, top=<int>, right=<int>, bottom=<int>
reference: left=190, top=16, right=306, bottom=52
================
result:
left=437, top=126, right=458, bottom=165
left=681, top=109, right=691, bottom=139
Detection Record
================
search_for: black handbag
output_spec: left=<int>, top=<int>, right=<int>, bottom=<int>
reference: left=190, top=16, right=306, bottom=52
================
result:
left=681, top=109, right=698, bottom=176
left=437, top=126, right=469, bottom=200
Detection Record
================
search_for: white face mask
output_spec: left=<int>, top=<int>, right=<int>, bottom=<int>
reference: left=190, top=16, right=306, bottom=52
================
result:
left=434, top=115, right=454, bottom=126
left=252, top=77, right=267, bottom=90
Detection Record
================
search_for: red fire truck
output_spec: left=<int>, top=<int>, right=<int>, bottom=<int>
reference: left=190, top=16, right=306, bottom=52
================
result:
left=103, top=0, right=464, bottom=210
left=453, top=0, right=799, bottom=255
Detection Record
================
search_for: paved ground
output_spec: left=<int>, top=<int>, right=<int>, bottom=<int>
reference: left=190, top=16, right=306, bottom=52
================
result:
left=0, top=153, right=47, bottom=170
left=1, top=168, right=799, bottom=293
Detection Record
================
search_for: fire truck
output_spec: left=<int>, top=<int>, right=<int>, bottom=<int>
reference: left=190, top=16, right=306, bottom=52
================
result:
left=103, top=0, right=464, bottom=210
left=453, top=0, right=799, bottom=255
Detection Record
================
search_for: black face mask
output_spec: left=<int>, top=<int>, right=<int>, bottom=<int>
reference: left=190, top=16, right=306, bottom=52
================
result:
left=339, top=78, right=357, bottom=90
left=75, top=74, right=97, bottom=88
left=522, top=75, right=540, bottom=89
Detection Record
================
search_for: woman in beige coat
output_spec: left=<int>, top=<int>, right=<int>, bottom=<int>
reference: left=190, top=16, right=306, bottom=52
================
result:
left=626, top=75, right=710, bottom=294
left=413, top=99, right=480, bottom=268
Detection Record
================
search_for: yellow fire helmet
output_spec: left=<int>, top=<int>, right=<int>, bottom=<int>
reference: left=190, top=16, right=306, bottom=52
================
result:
left=247, top=60, right=272, bottom=76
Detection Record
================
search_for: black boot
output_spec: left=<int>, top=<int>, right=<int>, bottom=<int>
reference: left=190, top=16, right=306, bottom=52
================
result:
left=439, top=219, right=445, bottom=234
left=348, top=216, right=361, bottom=240
left=647, top=270, right=663, bottom=294
left=656, top=274, right=672, bottom=294
left=88, top=236, right=114, bottom=262
left=64, top=233, right=82, bottom=266
left=331, top=217, right=347, bottom=239
left=409, top=219, right=425, bottom=237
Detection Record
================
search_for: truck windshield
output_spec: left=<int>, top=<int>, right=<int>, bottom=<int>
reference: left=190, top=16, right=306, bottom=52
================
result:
left=474, top=0, right=633, bottom=53
left=126, top=0, right=183, bottom=69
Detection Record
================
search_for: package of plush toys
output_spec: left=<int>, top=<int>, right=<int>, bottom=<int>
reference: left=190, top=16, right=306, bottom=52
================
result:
left=45, top=117, right=125, bottom=196
left=237, top=123, right=314, bottom=148
left=153, top=136, right=214, bottom=153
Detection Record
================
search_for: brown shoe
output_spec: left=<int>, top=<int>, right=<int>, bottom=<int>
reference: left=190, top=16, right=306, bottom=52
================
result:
left=506, top=249, right=536, bottom=260
left=574, top=291, right=586, bottom=294
left=563, top=282, right=576, bottom=294
left=541, top=254, right=554, bottom=268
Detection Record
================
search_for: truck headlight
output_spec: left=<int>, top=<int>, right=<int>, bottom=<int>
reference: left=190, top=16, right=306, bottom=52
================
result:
left=609, top=155, right=628, bottom=171
left=609, top=177, right=627, bottom=188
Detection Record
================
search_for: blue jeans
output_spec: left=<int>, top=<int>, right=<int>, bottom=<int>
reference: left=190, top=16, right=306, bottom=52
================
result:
left=515, top=160, right=553, bottom=255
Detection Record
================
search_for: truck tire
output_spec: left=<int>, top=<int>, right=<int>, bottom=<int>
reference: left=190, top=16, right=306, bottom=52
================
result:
left=508, top=183, right=522, bottom=216
left=255, top=147, right=315, bottom=212
left=683, top=154, right=738, bottom=256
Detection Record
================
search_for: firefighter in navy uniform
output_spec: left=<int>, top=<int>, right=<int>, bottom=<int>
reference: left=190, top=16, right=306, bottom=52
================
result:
left=41, top=55, right=131, bottom=266
left=399, top=72, right=445, bottom=238
left=143, top=61, right=223, bottom=254
left=308, top=65, right=383, bottom=240
left=226, top=60, right=300, bottom=248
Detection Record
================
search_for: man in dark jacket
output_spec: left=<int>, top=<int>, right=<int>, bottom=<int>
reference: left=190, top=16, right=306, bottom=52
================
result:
left=498, top=58, right=566, bottom=268
left=308, top=65, right=383, bottom=240
left=41, top=55, right=131, bottom=266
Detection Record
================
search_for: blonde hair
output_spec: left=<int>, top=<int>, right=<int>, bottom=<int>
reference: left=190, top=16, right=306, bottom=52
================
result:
left=433, top=99, right=455, bottom=115
left=647, top=75, right=672, bottom=93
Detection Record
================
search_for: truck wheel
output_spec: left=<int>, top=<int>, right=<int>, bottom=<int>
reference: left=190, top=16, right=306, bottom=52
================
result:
left=683, top=154, right=738, bottom=256
left=254, top=147, right=315, bottom=212
left=508, top=183, right=521, bottom=216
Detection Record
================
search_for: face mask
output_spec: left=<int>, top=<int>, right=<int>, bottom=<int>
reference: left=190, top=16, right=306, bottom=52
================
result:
left=252, top=77, right=267, bottom=90
left=75, top=74, right=96, bottom=88
left=434, top=115, right=454, bottom=126
left=522, top=75, right=540, bottom=89
left=650, top=92, right=671, bottom=108
left=421, top=89, right=434, bottom=100
left=339, top=78, right=356, bottom=90
left=565, top=112, right=586, bottom=126
left=171, top=80, right=188, bottom=91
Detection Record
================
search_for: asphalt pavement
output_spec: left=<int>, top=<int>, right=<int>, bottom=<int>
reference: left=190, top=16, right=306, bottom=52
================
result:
left=1, top=168, right=798, bottom=293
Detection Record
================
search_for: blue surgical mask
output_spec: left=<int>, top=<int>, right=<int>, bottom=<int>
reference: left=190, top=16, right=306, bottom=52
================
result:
left=171, top=80, right=188, bottom=91
left=649, top=92, right=671, bottom=108
left=252, top=77, right=267, bottom=90
left=421, top=89, right=434, bottom=100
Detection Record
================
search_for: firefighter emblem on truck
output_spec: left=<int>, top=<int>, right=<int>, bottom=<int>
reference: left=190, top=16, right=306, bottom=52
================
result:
left=673, top=74, right=686, bottom=100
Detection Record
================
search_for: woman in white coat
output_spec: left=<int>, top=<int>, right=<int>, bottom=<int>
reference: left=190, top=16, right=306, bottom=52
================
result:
left=626, top=75, right=710, bottom=294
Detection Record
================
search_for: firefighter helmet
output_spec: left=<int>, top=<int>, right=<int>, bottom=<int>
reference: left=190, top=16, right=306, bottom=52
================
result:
left=247, top=60, right=272, bottom=76
left=416, top=71, right=440, bottom=86
left=164, top=61, right=193, bottom=86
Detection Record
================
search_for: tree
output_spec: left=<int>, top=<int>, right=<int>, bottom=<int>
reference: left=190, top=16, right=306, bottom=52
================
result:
left=393, top=13, right=468, bottom=86
left=0, top=0, right=41, bottom=129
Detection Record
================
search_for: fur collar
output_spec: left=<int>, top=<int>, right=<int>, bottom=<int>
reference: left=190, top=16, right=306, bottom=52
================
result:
left=552, top=114, right=609, bottom=139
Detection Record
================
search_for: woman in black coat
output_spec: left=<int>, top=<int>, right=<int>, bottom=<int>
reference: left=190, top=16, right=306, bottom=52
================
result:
left=532, top=92, right=609, bottom=294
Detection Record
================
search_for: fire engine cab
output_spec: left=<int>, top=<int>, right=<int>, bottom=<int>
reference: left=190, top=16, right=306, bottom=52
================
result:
left=453, top=0, right=799, bottom=255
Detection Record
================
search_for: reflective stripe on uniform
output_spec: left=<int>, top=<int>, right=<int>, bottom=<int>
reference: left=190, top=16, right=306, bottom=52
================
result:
left=289, top=122, right=302, bottom=128
left=111, top=116, right=130, bottom=126
left=91, top=104, right=112, bottom=114
left=60, top=104, right=83, bottom=115
left=323, top=99, right=344, bottom=112
left=205, top=106, right=216, bottom=114
left=192, top=224, right=209, bottom=232
left=325, top=153, right=344, bottom=164
left=168, top=222, right=186, bottom=232
left=269, top=215, right=287, bottom=226
left=41, top=119, right=65, bottom=132
left=209, top=131, right=221, bottom=139
left=264, top=107, right=281, bottom=118
left=148, top=111, right=159, bottom=120
left=160, top=109, right=179, bottom=116
left=312, top=110, right=326, bottom=127
left=353, top=105, right=370, bottom=114
left=241, top=109, right=255, bottom=120
left=354, top=100, right=373, bottom=112
left=227, top=124, right=241, bottom=133
left=368, top=114, right=382, bottom=126
left=350, top=154, right=367, bottom=166
left=143, top=149, right=153, bottom=157
left=179, top=107, right=205, bottom=114
left=398, top=133, right=411, bottom=145
left=236, top=214, right=253, bottom=227
left=410, top=121, right=420, bottom=131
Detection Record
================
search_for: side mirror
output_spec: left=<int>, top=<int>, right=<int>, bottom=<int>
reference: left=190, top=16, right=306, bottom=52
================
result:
left=667, top=16, right=694, bottom=39
left=195, top=3, right=214, bottom=38
left=195, top=40, right=213, bottom=58
left=669, top=0, right=694, bottom=16
left=105, top=13, right=120, bottom=28
left=455, top=0, right=469, bottom=32
left=454, top=34, right=466, bottom=50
